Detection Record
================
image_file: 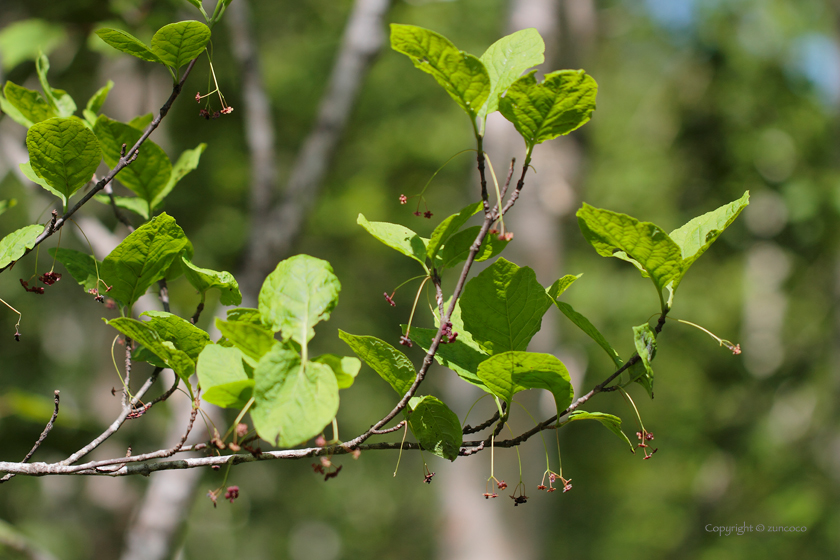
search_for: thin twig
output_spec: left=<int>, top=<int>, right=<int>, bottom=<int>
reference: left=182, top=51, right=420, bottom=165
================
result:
left=370, top=421, right=406, bottom=435
left=0, top=390, right=60, bottom=483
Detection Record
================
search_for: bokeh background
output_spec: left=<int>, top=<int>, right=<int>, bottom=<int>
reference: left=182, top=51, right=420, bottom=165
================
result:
left=0, top=0, right=838, bottom=559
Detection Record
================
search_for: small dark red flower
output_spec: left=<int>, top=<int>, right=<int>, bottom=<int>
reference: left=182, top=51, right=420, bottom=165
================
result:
left=195, top=92, right=201, bottom=103
left=399, top=335, right=413, bottom=348
left=20, top=279, right=44, bottom=294
left=221, top=106, right=234, bottom=115
left=225, top=486, right=239, bottom=502
left=399, top=194, right=408, bottom=204
left=424, top=211, right=433, bottom=219
left=496, top=480, right=508, bottom=490
left=413, top=211, right=421, bottom=217
left=384, top=292, right=396, bottom=307
left=199, top=109, right=210, bottom=120
left=424, top=471, right=435, bottom=484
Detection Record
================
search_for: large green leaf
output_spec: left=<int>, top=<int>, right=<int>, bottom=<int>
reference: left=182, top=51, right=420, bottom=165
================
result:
left=409, top=327, right=490, bottom=391
left=668, top=191, right=750, bottom=291
left=19, top=161, right=65, bottom=202
left=100, top=213, right=188, bottom=307
left=152, top=143, right=206, bottom=209
left=437, top=225, right=509, bottom=269
left=408, top=395, right=462, bottom=461
left=95, top=28, right=163, bottom=63
left=357, top=214, right=428, bottom=270
left=576, top=203, right=683, bottom=297
left=105, top=317, right=194, bottom=382
left=338, top=331, right=415, bottom=396
left=48, top=248, right=100, bottom=292
left=251, top=344, right=339, bottom=448
left=94, top=115, right=172, bottom=211
left=426, top=201, right=482, bottom=261
left=0, top=224, right=43, bottom=269
left=150, top=21, right=211, bottom=69
left=26, top=118, right=101, bottom=205
left=258, top=255, right=341, bottom=343
left=460, top=257, right=552, bottom=354
left=563, top=411, right=634, bottom=452
left=197, top=344, right=253, bottom=409
left=181, top=256, right=241, bottom=306
left=546, top=274, right=581, bottom=300
left=312, top=354, right=361, bottom=390
left=552, top=300, right=622, bottom=368
left=629, top=324, right=656, bottom=399
left=215, top=318, right=276, bottom=364
left=3, top=81, right=55, bottom=126
left=476, top=351, right=574, bottom=413
left=140, top=310, right=210, bottom=362
left=478, top=28, right=545, bottom=119
left=499, top=69, right=597, bottom=149
left=390, top=24, right=490, bottom=120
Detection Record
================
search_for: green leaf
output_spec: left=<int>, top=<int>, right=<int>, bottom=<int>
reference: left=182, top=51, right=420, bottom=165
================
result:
left=105, top=317, right=194, bottom=382
left=546, top=274, right=581, bottom=300
left=251, top=344, right=339, bottom=447
left=437, top=225, right=509, bottom=269
left=3, top=81, right=55, bottom=126
left=215, top=318, right=276, bottom=364
left=0, top=224, right=44, bottom=269
left=0, top=199, right=16, bottom=216
left=426, top=201, right=482, bottom=261
left=128, top=113, right=154, bottom=130
left=51, top=88, right=76, bottom=119
left=152, top=143, right=206, bottom=209
left=85, top=80, right=114, bottom=116
left=48, top=247, right=100, bottom=291
left=0, top=19, right=66, bottom=72
left=140, top=310, right=210, bottom=362
left=164, top=239, right=193, bottom=281
left=226, top=307, right=264, bottom=325
left=0, top=95, right=33, bottom=128
left=409, top=326, right=490, bottom=391
left=552, top=301, right=622, bottom=368
left=312, top=354, right=361, bottom=390
left=95, top=28, right=163, bottom=63
left=478, top=28, right=545, bottom=119
left=19, top=161, right=65, bottom=202
left=258, top=255, right=341, bottom=343
left=460, top=257, right=552, bottom=354
left=338, top=331, right=415, bottom=396
left=668, top=191, right=750, bottom=291
left=499, top=69, right=597, bottom=148
left=357, top=214, right=428, bottom=270
left=92, top=194, right=150, bottom=220
left=630, top=324, right=656, bottom=399
left=94, top=115, right=172, bottom=211
left=390, top=24, right=490, bottom=121
left=563, top=411, right=634, bottom=452
left=100, top=213, right=188, bottom=307
left=408, top=395, right=462, bottom=461
left=197, top=344, right=253, bottom=409
left=150, top=21, right=211, bottom=69
left=181, top=256, right=241, bottom=306
left=476, top=351, right=573, bottom=413
left=26, top=118, right=101, bottom=205
left=186, top=0, right=203, bottom=8
left=576, top=203, right=683, bottom=297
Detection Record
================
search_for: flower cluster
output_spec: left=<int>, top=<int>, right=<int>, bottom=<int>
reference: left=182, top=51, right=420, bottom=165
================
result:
left=19, top=279, right=44, bottom=294
left=439, top=321, right=458, bottom=344
left=636, top=430, right=658, bottom=460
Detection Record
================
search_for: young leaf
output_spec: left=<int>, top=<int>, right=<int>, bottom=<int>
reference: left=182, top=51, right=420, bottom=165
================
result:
left=51, top=88, right=77, bottom=119
left=85, top=80, right=114, bottom=116
left=459, top=257, right=552, bottom=354
left=19, top=161, right=65, bottom=202
left=100, top=213, right=189, bottom=307
left=215, top=318, right=276, bottom=364
left=95, top=28, right=163, bottom=63
left=94, top=115, right=172, bottom=211
left=437, top=225, right=508, bottom=269
left=140, top=310, right=211, bottom=362
left=478, top=28, right=545, bottom=119
left=426, top=201, right=482, bottom=261
left=312, top=354, right=362, bottom=390
left=668, top=191, right=750, bottom=291
left=259, top=255, right=341, bottom=342
left=197, top=344, right=253, bottom=409
left=499, top=69, right=597, bottom=149
left=150, top=21, right=211, bottom=69
left=408, top=395, right=462, bottom=461
left=0, top=224, right=44, bottom=269
left=546, top=274, right=581, bottom=300
left=357, top=214, right=428, bottom=270
left=105, top=317, right=194, bottom=382
left=390, top=24, right=490, bottom=121
left=251, top=344, right=339, bottom=448
left=563, top=411, right=634, bottom=452
left=48, top=248, right=100, bottom=292
left=338, top=331, right=415, bottom=396
left=630, top=324, right=656, bottom=399
left=92, top=194, right=150, bottom=220
left=3, top=81, right=55, bottom=126
left=551, top=301, right=622, bottom=368
left=476, top=351, right=574, bottom=413
left=576, top=203, right=683, bottom=298
left=151, top=143, right=206, bottom=209
left=26, top=118, right=101, bottom=205
left=181, top=256, right=242, bottom=306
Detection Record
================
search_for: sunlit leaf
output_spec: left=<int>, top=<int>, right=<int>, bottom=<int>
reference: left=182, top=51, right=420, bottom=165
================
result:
left=478, top=28, right=544, bottom=119
left=339, top=331, right=415, bottom=396
left=408, top=395, right=462, bottom=460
